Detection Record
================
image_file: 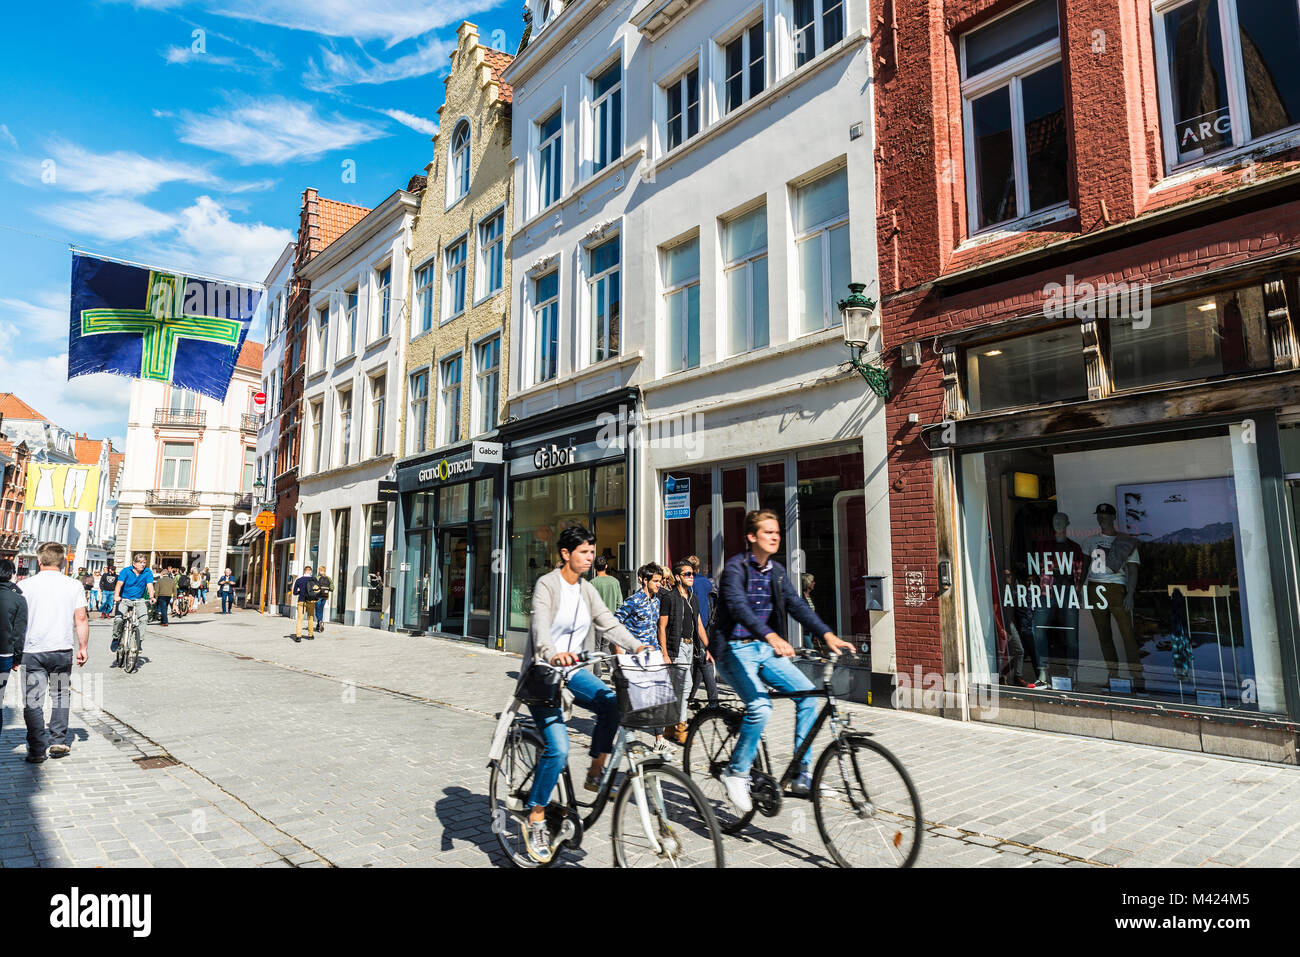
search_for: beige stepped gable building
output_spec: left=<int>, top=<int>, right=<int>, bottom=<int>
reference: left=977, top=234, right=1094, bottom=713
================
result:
left=393, top=21, right=514, bottom=639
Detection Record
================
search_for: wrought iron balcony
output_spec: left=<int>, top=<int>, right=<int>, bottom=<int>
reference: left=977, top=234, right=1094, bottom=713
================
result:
left=241, top=413, right=260, bottom=432
left=154, top=408, right=206, bottom=428
left=145, top=489, right=200, bottom=508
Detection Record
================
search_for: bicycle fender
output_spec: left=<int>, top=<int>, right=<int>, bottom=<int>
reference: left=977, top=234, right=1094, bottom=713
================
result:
left=841, top=731, right=875, bottom=742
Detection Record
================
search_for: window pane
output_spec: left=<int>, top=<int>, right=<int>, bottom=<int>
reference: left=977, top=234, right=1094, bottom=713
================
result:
left=828, top=222, right=851, bottom=315
left=686, top=284, right=700, bottom=369
left=823, top=0, right=844, bottom=49
left=1111, top=287, right=1270, bottom=390
left=752, top=256, right=769, bottom=348
left=1163, top=0, right=1232, bottom=162
left=164, top=442, right=188, bottom=457
left=796, top=444, right=869, bottom=645
left=536, top=271, right=558, bottom=302
left=725, top=205, right=767, bottom=260
left=727, top=267, right=748, bottom=354
left=794, top=0, right=816, bottom=65
left=965, top=325, right=1088, bottom=412
left=162, top=459, right=176, bottom=488
left=668, top=290, right=684, bottom=370
left=594, top=62, right=619, bottom=98
left=796, top=235, right=825, bottom=334
left=749, top=23, right=766, bottom=95
left=664, top=237, right=699, bottom=285
left=667, top=83, right=683, bottom=149
left=686, top=69, right=700, bottom=137
left=972, top=85, right=1018, bottom=227
left=591, top=236, right=619, bottom=273
left=726, top=36, right=744, bottom=112
left=178, top=460, right=191, bottom=488
left=1236, top=0, right=1300, bottom=139
left=795, top=167, right=848, bottom=231
left=541, top=110, right=561, bottom=140
left=965, top=0, right=1059, bottom=77
left=1022, top=61, right=1069, bottom=211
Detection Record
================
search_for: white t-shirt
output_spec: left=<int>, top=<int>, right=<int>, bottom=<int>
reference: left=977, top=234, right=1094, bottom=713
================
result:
left=550, top=578, right=592, bottom=666
left=19, top=570, right=87, bottom=654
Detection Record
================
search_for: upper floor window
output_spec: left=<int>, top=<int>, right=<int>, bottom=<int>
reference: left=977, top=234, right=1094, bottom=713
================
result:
left=243, top=447, right=256, bottom=493
left=440, top=355, right=463, bottom=447
left=415, top=261, right=435, bottom=336
left=1154, top=0, right=1300, bottom=170
left=664, top=66, right=701, bottom=151
left=589, top=235, right=621, bottom=363
left=662, top=237, right=701, bottom=372
left=169, top=389, right=198, bottom=413
left=793, top=167, right=850, bottom=335
left=450, top=120, right=471, bottom=203
left=369, top=373, right=387, bottom=457
left=534, top=271, right=560, bottom=384
left=375, top=266, right=392, bottom=339
left=444, top=238, right=468, bottom=320
left=724, top=20, right=766, bottom=112
left=792, top=0, right=844, bottom=68
left=310, top=399, right=324, bottom=471
left=408, top=370, right=429, bottom=455
left=723, top=204, right=769, bottom=354
left=477, top=211, right=505, bottom=299
left=960, top=0, right=1069, bottom=232
left=160, top=442, right=193, bottom=489
left=343, top=286, right=358, bottom=356
left=965, top=324, right=1087, bottom=413
left=312, top=304, right=328, bottom=372
left=475, top=336, right=501, bottom=435
left=537, top=109, right=563, bottom=210
left=336, top=388, right=353, bottom=467
left=591, top=61, right=623, bottom=174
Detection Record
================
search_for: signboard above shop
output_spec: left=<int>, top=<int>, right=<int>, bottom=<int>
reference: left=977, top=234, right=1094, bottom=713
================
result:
left=398, top=441, right=504, bottom=491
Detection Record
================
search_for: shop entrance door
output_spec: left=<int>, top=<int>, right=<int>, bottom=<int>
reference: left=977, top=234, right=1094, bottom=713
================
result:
left=467, top=524, right=492, bottom=640
left=439, top=527, right=468, bottom=636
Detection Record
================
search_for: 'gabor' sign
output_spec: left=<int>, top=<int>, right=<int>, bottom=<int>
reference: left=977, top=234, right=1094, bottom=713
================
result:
left=534, top=443, right=576, bottom=470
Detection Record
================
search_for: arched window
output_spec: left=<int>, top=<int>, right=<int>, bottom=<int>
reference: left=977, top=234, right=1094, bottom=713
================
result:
left=451, top=121, right=471, bottom=202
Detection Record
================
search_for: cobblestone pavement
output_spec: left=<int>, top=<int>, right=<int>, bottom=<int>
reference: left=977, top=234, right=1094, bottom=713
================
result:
left=3, top=605, right=1300, bottom=868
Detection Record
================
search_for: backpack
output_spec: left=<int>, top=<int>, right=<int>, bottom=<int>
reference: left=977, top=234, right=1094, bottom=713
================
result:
left=307, top=578, right=324, bottom=601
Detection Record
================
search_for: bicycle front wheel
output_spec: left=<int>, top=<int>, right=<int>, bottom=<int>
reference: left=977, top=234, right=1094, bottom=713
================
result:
left=812, top=737, right=922, bottom=868
left=123, top=622, right=141, bottom=674
left=611, top=763, right=724, bottom=867
left=682, top=707, right=769, bottom=835
left=487, top=731, right=559, bottom=869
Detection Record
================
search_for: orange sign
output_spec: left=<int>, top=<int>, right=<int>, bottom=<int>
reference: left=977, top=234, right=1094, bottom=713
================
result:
left=255, top=511, right=276, bottom=532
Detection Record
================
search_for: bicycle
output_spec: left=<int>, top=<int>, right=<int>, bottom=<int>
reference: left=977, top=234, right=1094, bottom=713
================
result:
left=488, top=651, right=725, bottom=868
left=172, top=593, right=191, bottom=618
left=113, top=601, right=145, bottom=675
left=682, top=648, right=922, bottom=868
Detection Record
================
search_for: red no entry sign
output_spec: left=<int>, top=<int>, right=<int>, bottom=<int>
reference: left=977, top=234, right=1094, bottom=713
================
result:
left=253, top=391, right=266, bottom=407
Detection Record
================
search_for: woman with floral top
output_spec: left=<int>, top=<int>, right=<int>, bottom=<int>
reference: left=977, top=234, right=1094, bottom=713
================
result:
left=613, top=563, right=669, bottom=750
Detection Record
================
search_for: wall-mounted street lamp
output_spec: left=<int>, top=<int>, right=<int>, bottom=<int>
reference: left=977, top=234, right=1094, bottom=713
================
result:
left=838, top=282, right=889, bottom=399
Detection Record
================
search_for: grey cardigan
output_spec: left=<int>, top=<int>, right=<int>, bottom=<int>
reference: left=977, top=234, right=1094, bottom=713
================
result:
left=525, top=567, right=640, bottom=667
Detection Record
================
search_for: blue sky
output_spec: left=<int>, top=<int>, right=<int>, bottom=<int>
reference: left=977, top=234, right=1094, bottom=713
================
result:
left=0, top=0, right=519, bottom=448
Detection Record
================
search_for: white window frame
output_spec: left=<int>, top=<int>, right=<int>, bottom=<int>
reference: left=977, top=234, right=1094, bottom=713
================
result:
left=442, top=235, right=469, bottom=323
left=336, top=386, right=353, bottom=467
left=472, top=333, right=501, bottom=437
left=959, top=0, right=1067, bottom=234
left=661, top=236, right=701, bottom=373
left=311, top=303, right=329, bottom=373
left=341, top=286, right=358, bottom=359
left=535, top=106, right=564, bottom=214
left=792, top=167, right=850, bottom=334
left=407, top=368, right=430, bottom=455
left=373, top=264, right=392, bottom=341
left=589, top=58, right=623, bottom=176
left=661, top=61, right=702, bottom=153
left=448, top=119, right=472, bottom=207
left=439, top=353, right=463, bottom=448
left=717, top=13, right=767, bottom=116
left=309, top=398, right=325, bottom=472
left=787, top=0, right=847, bottom=70
left=722, top=203, right=769, bottom=355
left=532, top=269, right=560, bottom=385
left=586, top=233, right=621, bottom=365
left=475, top=209, right=506, bottom=303
left=368, top=370, right=387, bottom=458
left=1151, top=0, right=1300, bottom=175
left=414, top=258, right=436, bottom=337
left=160, top=442, right=194, bottom=490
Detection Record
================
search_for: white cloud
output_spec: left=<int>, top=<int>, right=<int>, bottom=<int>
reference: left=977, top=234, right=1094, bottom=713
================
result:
left=145, top=195, right=293, bottom=283
left=379, top=108, right=439, bottom=136
left=0, top=289, right=68, bottom=343
left=3, top=353, right=130, bottom=450
left=15, top=139, right=217, bottom=197
left=0, top=125, right=17, bottom=149
left=303, top=35, right=456, bottom=91
left=177, top=95, right=385, bottom=164
left=218, top=0, right=501, bottom=46
left=164, top=46, right=239, bottom=67
left=41, top=197, right=177, bottom=241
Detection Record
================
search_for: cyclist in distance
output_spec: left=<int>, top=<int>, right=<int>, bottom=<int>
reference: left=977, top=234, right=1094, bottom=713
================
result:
left=111, top=553, right=155, bottom=663
left=712, top=509, right=855, bottom=813
left=520, top=525, right=649, bottom=862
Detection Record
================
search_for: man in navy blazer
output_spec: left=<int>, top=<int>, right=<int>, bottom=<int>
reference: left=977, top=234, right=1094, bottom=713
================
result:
left=711, top=509, right=854, bottom=814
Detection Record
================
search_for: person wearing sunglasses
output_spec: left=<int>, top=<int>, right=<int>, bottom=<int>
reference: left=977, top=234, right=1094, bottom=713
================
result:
left=657, top=558, right=710, bottom=744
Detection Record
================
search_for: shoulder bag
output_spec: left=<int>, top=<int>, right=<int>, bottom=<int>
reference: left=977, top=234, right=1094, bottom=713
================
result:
left=516, top=589, right=582, bottom=707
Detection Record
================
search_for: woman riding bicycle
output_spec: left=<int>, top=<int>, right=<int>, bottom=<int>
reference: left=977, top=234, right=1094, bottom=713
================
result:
left=519, top=525, right=648, bottom=862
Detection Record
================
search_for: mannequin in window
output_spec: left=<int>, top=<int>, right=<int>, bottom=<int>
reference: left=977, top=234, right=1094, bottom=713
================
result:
left=1083, top=503, right=1144, bottom=693
left=1029, top=512, right=1085, bottom=688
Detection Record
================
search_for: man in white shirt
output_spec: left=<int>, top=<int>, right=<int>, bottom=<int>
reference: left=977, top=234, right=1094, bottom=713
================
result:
left=17, top=542, right=89, bottom=763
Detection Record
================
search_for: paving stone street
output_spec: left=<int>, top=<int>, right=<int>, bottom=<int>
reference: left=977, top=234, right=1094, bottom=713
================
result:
left=3, top=605, right=1300, bottom=868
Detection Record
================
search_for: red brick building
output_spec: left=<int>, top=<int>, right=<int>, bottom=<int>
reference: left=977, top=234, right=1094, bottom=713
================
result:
left=874, top=0, right=1300, bottom=759
left=0, top=430, right=30, bottom=562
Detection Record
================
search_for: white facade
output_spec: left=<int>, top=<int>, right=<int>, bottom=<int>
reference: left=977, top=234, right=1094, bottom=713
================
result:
left=10, top=415, right=78, bottom=571
left=117, top=357, right=262, bottom=576
left=257, top=245, right=293, bottom=502
left=295, top=189, right=418, bottom=628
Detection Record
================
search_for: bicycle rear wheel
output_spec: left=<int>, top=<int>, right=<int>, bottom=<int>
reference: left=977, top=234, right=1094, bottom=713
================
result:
left=487, top=731, right=559, bottom=869
left=611, top=763, right=723, bottom=867
left=681, top=707, right=770, bottom=835
left=812, top=736, right=922, bottom=868
left=123, top=621, right=141, bottom=674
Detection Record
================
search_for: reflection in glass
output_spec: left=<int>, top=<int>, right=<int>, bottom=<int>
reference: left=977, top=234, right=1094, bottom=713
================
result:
left=965, top=325, right=1087, bottom=412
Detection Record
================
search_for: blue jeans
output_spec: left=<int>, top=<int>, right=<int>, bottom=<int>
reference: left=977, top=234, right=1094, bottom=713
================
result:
left=315, top=598, right=327, bottom=624
left=525, top=668, right=619, bottom=810
left=1032, top=602, right=1079, bottom=672
left=220, top=591, right=233, bottom=613
left=715, top=640, right=819, bottom=777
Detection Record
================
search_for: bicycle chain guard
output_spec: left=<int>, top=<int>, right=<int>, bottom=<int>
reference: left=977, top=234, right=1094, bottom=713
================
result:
left=750, top=772, right=782, bottom=818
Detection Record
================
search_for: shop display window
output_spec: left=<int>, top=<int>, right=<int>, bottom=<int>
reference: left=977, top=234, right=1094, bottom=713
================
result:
left=964, top=324, right=1087, bottom=412
left=960, top=425, right=1285, bottom=712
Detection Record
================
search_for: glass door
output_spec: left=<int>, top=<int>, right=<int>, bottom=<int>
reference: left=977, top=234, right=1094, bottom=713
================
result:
left=439, top=527, right=468, bottom=635
left=467, top=524, right=493, bottom=640
left=333, top=509, right=350, bottom=621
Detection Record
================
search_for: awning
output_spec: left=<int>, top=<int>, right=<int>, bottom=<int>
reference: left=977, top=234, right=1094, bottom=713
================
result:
left=131, top=518, right=211, bottom=552
left=237, top=525, right=264, bottom=546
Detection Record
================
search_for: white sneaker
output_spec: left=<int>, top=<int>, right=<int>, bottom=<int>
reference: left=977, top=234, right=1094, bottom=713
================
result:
left=722, top=773, right=753, bottom=814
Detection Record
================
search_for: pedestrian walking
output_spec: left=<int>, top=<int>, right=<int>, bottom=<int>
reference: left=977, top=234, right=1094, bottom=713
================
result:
left=112, top=554, right=155, bottom=663
left=17, top=542, right=88, bottom=762
left=292, top=565, right=318, bottom=642
left=217, top=568, right=236, bottom=614
left=657, top=558, right=710, bottom=744
left=590, top=555, right=623, bottom=666
left=686, top=555, right=719, bottom=709
left=313, top=568, right=331, bottom=632
left=79, top=568, right=94, bottom=612
left=199, top=568, right=211, bottom=605
left=154, top=567, right=176, bottom=626
left=613, top=563, right=668, bottom=750
left=0, top=559, right=28, bottom=740
left=98, top=564, right=117, bottom=618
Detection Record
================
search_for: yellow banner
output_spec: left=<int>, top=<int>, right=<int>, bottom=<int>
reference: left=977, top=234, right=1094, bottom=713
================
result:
left=25, top=464, right=100, bottom=512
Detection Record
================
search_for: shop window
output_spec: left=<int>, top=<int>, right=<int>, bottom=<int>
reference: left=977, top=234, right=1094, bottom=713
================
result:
left=589, top=235, right=621, bottom=364
left=796, top=443, right=869, bottom=646
left=333, top=508, right=350, bottom=619
left=441, top=482, right=470, bottom=524
left=305, top=513, right=320, bottom=569
left=794, top=167, right=850, bottom=335
left=662, top=237, right=700, bottom=372
left=664, top=469, right=714, bottom=572
left=960, top=0, right=1068, bottom=232
left=964, top=324, right=1088, bottom=413
left=1154, top=0, right=1300, bottom=170
left=960, top=425, right=1285, bottom=712
left=723, top=204, right=769, bottom=354
left=1109, top=286, right=1270, bottom=391
left=509, top=469, right=605, bottom=630
left=366, top=503, right=386, bottom=612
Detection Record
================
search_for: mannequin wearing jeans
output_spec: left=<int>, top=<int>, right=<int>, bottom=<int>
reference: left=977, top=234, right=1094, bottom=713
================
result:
left=1083, top=503, right=1144, bottom=692
left=1028, top=513, right=1085, bottom=686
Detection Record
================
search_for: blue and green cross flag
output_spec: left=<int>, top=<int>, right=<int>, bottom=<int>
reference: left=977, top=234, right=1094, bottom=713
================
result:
left=68, top=252, right=262, bottom=402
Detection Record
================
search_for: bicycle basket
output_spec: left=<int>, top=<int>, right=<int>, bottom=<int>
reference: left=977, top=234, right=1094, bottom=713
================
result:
left=612, top=653, right=684, bottom=730
left=793, top=654, right=872, bottom=700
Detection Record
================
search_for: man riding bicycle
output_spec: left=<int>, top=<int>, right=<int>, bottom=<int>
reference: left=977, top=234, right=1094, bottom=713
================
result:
left=712, top=509, right=855, bottom=813
left=518, top=525, right=649, bottom=862
left=111, top=554, right=155, bottom=664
